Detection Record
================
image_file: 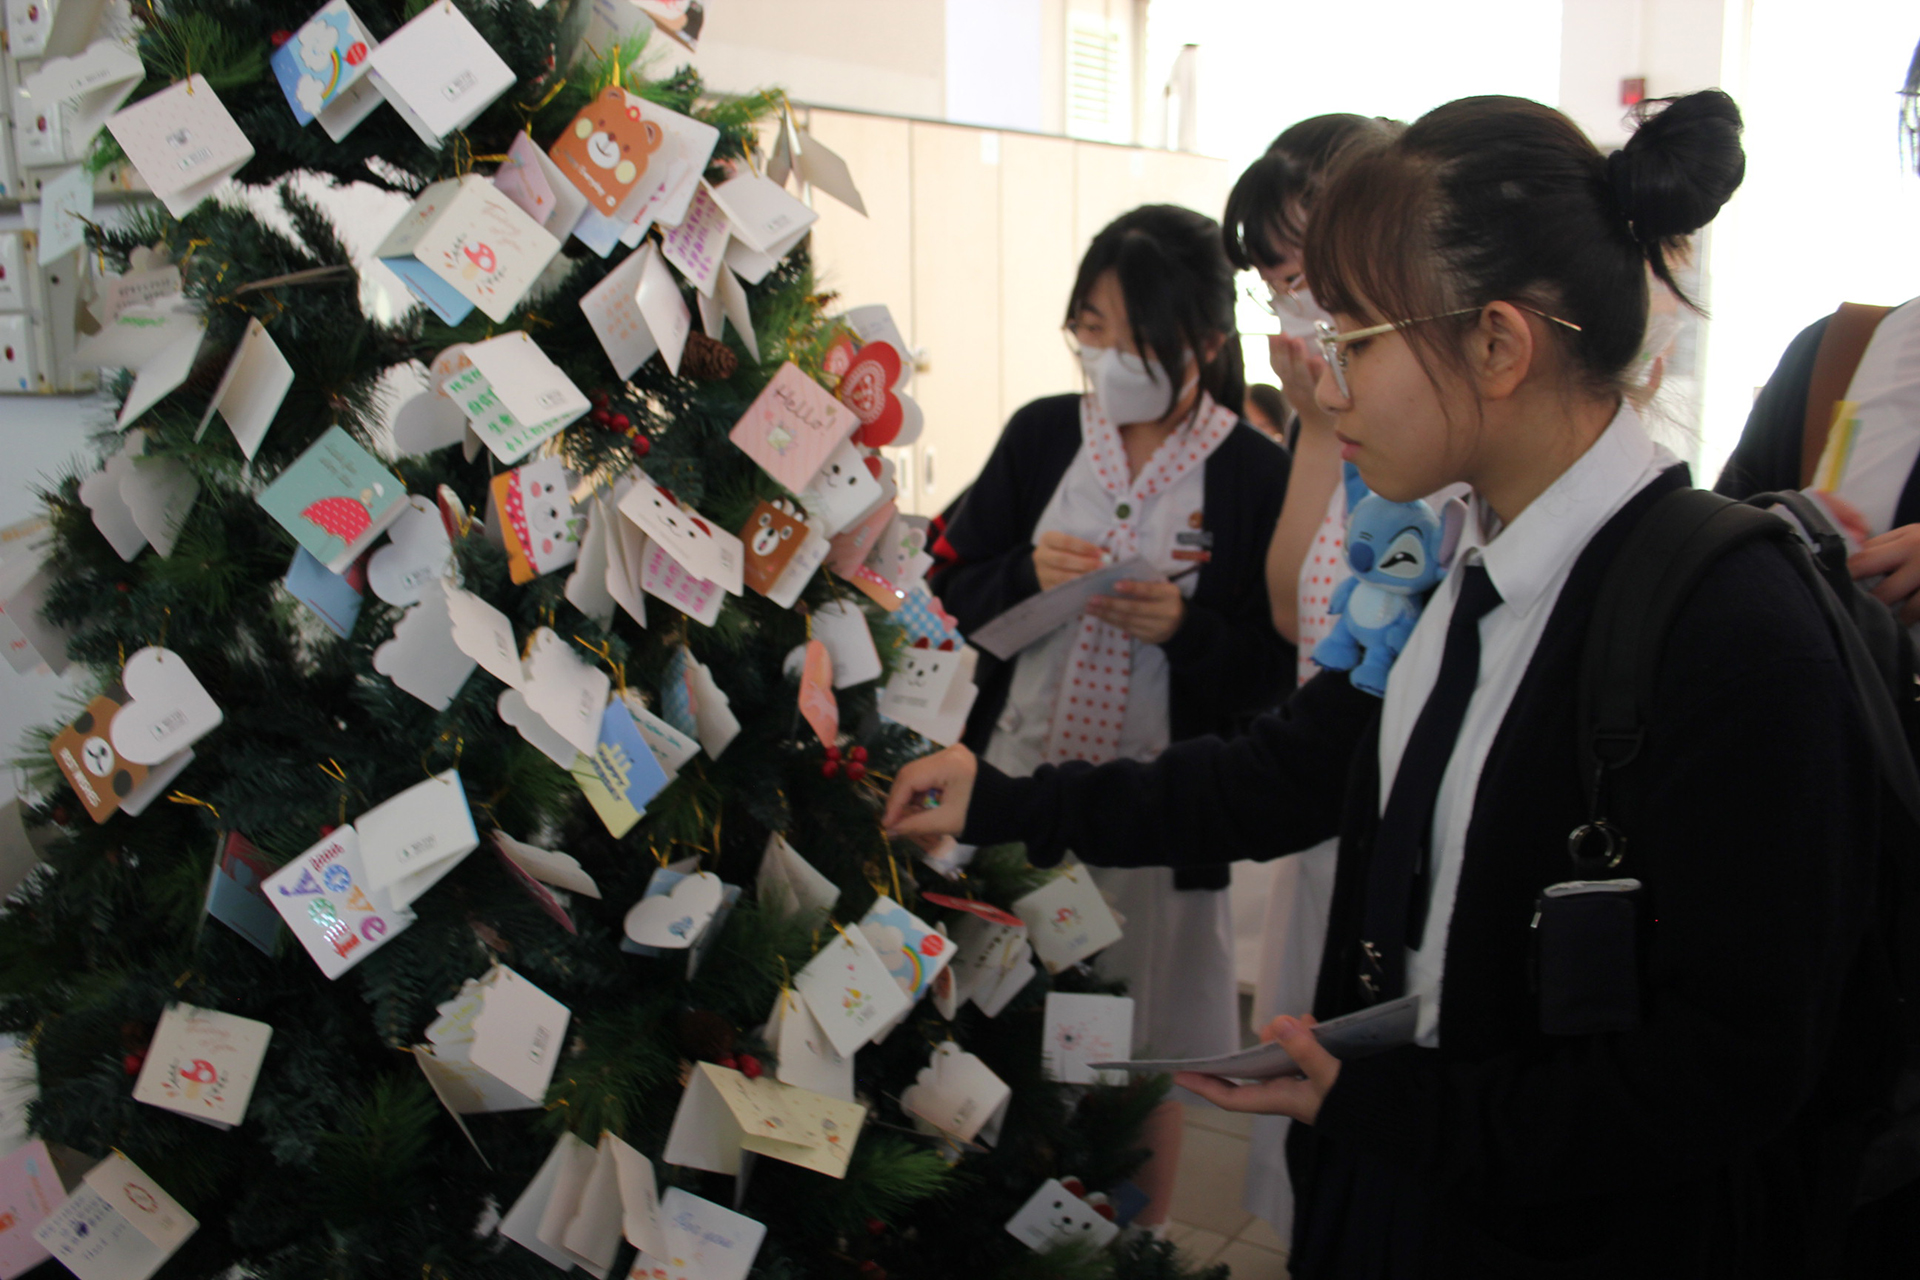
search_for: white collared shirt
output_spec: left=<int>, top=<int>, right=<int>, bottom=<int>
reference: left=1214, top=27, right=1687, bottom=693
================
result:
left=1377, top=402, right=1676, bottom=1046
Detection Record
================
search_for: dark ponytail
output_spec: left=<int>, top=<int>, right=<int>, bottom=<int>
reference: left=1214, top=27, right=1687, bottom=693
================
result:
left=1068, top=204, right=1245, bottom=416
left=1606, top=90, right=1745, bottom=303
left=1304, top=90, right=1745, bottom=393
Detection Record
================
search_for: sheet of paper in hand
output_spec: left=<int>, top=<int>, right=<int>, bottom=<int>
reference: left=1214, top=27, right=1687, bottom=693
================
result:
left=968, top=556, right=1163, bottom=660
left=1092, top=994, right=1421, bottom=1080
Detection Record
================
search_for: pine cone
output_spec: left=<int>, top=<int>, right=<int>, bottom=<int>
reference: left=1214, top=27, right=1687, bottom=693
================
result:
left=680, top=331, right=738, bottom=381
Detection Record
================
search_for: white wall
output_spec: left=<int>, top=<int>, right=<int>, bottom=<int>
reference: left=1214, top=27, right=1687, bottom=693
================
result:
left=684, top=0, right=948, bottom=119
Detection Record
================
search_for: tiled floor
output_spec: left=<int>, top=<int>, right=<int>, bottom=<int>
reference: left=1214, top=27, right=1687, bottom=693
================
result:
left=1166, top=1105, right=1289, bottom=1278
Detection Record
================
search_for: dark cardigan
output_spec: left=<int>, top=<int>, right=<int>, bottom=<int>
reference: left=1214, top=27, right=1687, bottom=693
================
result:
left=929, top=393, right=1294, bottom=889
left=962, top=466, right=1895, bottom=1277
left=1715, top=312, right=1920, bottom=529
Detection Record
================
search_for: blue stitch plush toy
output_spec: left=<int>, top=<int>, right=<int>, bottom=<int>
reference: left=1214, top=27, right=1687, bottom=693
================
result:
left=1313, top=476, right=1458, bottom=697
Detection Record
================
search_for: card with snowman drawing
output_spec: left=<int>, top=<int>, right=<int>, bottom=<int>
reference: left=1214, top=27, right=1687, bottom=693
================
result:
left=490, top=458, right=583, bottom=584
left=794, top=924, right=912, bottom=1058
left=1041, top=992, right=1133, bottom=1086
left=132, top=1003, right=273, bottom=1130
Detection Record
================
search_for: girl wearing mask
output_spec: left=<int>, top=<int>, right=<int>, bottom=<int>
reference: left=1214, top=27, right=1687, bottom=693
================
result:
left=892, top=93, right=1893, bottom=1276
left=927, top=203, right=1291, bottom=1233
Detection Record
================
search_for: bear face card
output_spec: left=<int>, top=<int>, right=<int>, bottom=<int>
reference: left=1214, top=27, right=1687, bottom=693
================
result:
left=547, top=87, right=665, bottom=216
left=739, top=498, right=811, bottom=595
left=491, top=458, right=583, bottom=584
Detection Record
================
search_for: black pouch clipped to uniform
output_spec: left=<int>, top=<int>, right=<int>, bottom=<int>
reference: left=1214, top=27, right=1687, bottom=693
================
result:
left=1531, top=879, right=1642, bottom=1036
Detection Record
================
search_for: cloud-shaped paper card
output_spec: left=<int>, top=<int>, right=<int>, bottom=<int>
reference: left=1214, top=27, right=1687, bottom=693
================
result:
left=373, top=583, right=476, bottom=710
left=496, top=687, right=581, bottom=769
left=367, top=495, right=454, bottom=605
left=624, top=868, right=725, bottom=949
left=391, top=390, right=468, bottom=454
left=900, top=1040, right=1011, bottom=1145
left=522, top=627, right=611, bottom=755
left=445, top=583, right=526, bottom=689
left=108, top=646, right=222, bottom=765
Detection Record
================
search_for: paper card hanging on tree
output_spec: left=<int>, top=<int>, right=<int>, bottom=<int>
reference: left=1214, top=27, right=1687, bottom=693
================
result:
left=259, top=426, right=409, bottom=572
left=270, top=0, right=378, bottom=133
left=765, top=988, right=853, bottom=1102
left=494, top=130, right=588, bottom=235
left=131, top=1002, right=272, bottom=1130
left=365, top=0, right=514, bottom=147
left=661, top=182, right=729, bottom=296
left=80, top=433, right=199, bottom=560
left=32, top=1152, right=196, bottom=1280
left=263, top=826, right=414, bottom=979
left=791, top=127, right=867, bottom=216
left=621, top=691, right=699, bottom=777
left=0, top=1138, right=66, bottom=1279
left=834, top=341, right=916, bottom=449
left=37, top=164, right=93, bottom=261
left=444, top=330, right=589, bottom=464
left=3, top=0, right=109, bottom=60
left=106, top=77, right=255, bottom=219
left=548, top=86, right=667, bottom=217
left=443, top=582, right=524, bottom=689
left=356, top=769, right=480, bottom=906
left=946, top=914, right=1027, bottom=1008
left=1042, top=992, right=1134, bottom=1085
left=76, top=295, right=201, bottom=379
left=489, top=457, right=583, bottom=584
left=901, top=1041, right=1010, bottom=1146
left=765, top=526, right=831, bottom=611
left=795, top=924, right=912, bottom=1057
left=689, top=660, right=741, bottom=758
left=194, top=318, right=293, bottom=459
left=572, top=699, right=671, bottom=839
left=710, top=172, right=817, bottom=257
left=1013, top=859, right=1125, bottom=975
left=634, top=0, right=703, bottom=50
left=0, top=520, right=70, bottom=676
left=878, top=516, right=936, bottom=594
left=638, top=537, right=723, bottom=626
left=756, top=833, right=839, bottom=924
left=879, top=643, right=978, bottom=747
left=825, top=498, right=896, bottom=579
left=797, top=640, right=837, bottom=745
left=373, top=580, right=475, bottom=710
left=498, top=687, right=580, bottom=770
left=624, top=864, right=724, bottom=951
left=21, top=42, right=144, bottom=165
left=564, top=498, right=617, bottom=625
left=636, top=242, right=692, bottom=374
left=579, top=241, right=661, bottom=380
left=374, top=180, right=474, bottom=324
left=49, top=695, right=191, bottom=826
left=664, top=1062, right=865, bottom=1180
left=113, top=318, right=208, bottom=433
left=603, top=505, right=650, bottom=627
left=1005, top=1178, right=1120, bottom=1254
left=523, top=627, right=612, bottom=755
left=415, top=965, right=571, bottom=1115
left=618, top=479, right=743, bottom=594
left=616, top=97, right=719, bottom=238
left=799, top=440, right=886, bottom=536
left=390, top=177, right=561, bottom=323
left=859, top=895, right=954, bottom=1006
left=739, top=499, right=811, bottom=595
left=729, top=363, right=856, bottom=495
left=641, top=1189, right=764, bottom=1280
left=101, top=646, right=218, bottom=766
left=203, top=831, right=281, bottom=954
left=498, top=1132, right=598, bottom=1273
left=973, top=942, right=1036, bottom=1017
left=492, top=831, right=596, bottom=936
left=366, top=496, right=452, bottom=606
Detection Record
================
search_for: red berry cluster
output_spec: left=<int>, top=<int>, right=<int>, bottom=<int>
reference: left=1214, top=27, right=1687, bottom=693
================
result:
left=716, top=1052, right=762, bottom=1079
left=588, top=390, right=650, bottom=458
left=820, top=744, right=868, bottom=782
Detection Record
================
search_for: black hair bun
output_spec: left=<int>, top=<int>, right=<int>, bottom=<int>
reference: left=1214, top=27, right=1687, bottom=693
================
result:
left=1607, top=89, right=1746, bottom=243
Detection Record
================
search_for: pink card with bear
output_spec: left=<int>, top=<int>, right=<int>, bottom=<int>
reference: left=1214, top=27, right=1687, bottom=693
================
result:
left=729, top=362, right=855, bottom=494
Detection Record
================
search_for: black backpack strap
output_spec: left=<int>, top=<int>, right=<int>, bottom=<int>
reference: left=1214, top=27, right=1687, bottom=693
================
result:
left=1575, top=489, right=1787, bottom=870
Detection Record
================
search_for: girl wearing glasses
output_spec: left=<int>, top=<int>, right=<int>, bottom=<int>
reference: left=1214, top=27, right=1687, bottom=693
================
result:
left=890, top=93, right=1891, bottom=1275
left=926, top=203, right=1292, bottom=1234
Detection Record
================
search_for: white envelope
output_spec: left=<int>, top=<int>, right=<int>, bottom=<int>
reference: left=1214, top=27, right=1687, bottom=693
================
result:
left=106, top=77, right=255, bottom=219
left=195, top=318, right=293, bottom=458
left=365, top=0, right=514, bottom=146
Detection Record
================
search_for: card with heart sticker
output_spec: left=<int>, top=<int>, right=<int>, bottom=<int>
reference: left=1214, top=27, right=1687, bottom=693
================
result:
left=548, top=87, right=667, bottom=217
left=372, top=579, right=476, bottom=711
left=573, top=699, right=670, bottom=839
left=835, top=341, right=916, bottom=449
left=795, top=924, right=912, bottom=1057
left=490, top=458, right=583, bottom=584
left=729, top=363, right=855, bottom=495
left=1012, top=859, right=1125, bottom=975
left=739, top=498, right=812, bottom=595
left=263, top=826, right=414, bottom=979
left=356, top=769, right=479, bottom=906
left=366, top=496, right=453, bottom=606
left=617, top=477, right=743, bottom=594
left=32, top=1151, right=197, bottom=1280
left=259, top=426, right=410, bottom=573
left=799, top=440, right=886, bottom=537
left=1041, top=992, right=1134, bottom=1085
left=858, top=895, right=954, bottom=1006
left=900, top=1040, right=1010, bottom=1146
left=203, top=832, right=281, bottom=955
left=132, top=1002, right=273, bottom=1130
left=365, top=0, right=514, bottom=147
left=624, top=865, right=724, bottom=950
left=797, top=640, right=838, bottom=747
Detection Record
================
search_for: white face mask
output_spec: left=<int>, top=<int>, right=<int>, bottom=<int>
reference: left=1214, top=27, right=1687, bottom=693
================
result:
left=1079, top=345, right=1193, bottom=426
left=1270, top=284, right=1334, bottom=339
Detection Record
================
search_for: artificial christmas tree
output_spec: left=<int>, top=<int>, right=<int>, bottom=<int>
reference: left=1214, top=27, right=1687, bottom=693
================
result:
left=0, top=2, right=1228, bottom=1277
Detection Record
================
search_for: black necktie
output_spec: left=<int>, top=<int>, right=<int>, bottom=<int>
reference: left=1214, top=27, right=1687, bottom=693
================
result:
left=1359, top=562, right=1503, bottom=1003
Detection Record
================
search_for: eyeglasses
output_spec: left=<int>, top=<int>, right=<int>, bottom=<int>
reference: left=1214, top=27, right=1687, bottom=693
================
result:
left=1313, top=304, right=1583, bottom=399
